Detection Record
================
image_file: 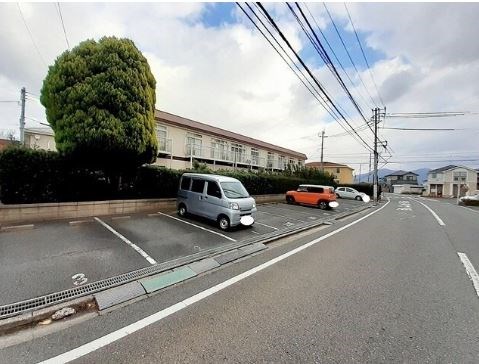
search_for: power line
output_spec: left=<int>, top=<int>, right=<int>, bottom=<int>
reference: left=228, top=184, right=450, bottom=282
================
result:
left=255, top=2, right=375, bottom=154
left=344, top=3, right=384, bottom=107
left=303, top=2, right=372, bottom=113
left=17, top=3, right=47, bottom=67
left=323, top=3, right=377, bottom=108
left=56, top=2, right=70, bottom=49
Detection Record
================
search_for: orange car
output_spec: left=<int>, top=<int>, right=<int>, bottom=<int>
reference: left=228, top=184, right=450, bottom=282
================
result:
left=286, top=184, right=338, bottom=210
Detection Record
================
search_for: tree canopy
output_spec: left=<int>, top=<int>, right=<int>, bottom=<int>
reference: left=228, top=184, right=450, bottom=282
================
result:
left=40, top=36, right=158, bottom=170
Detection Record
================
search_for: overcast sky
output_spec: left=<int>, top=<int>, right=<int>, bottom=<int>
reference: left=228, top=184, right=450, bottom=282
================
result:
left=1, top=2, right=478, bottom=172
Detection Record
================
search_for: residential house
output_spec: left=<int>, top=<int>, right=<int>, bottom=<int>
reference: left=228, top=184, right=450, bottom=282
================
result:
left=382, top=170, right=419, bottom=192
left=0, top=138, right=15, bottom=151
left=426, top=165, right=478, bottom=197
left=24, top=128, right=56, bottom=151
left=304, top=161, right=354, bottom=184
left=20, top=110, right=307, bottom=171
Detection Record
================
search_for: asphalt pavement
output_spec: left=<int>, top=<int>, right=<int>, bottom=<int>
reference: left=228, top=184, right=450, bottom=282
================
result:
left=2, top=194, right=479, bottom=363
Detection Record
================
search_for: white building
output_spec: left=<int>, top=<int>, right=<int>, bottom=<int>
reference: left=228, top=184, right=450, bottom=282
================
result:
left=426, top=165, right=478, bottom=197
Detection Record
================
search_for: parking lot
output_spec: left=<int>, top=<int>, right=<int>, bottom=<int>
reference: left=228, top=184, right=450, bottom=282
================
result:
left=0, top=199, right=368, bottom=305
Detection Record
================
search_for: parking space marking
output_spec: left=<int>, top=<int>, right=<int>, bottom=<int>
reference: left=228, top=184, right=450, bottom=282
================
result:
left=256, top=210, right=304, bottom=222
left=156, top=212, right=236, bottom=242
left=94, top=217, right=157, bottom=265
left=254, top=221, right=279, bottom=230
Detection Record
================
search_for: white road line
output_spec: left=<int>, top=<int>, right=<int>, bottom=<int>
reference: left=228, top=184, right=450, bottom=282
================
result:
left=459, top=206, right=479, bottom=215
left=254, top=221, right=279, bottom=230
left=256, top=210, right=304, bottom=221
left=457, top=252, right=479, bottom=298
left=156, top=212, right=236, bottom=242
left=414, top=200, right=445, bottom=226
left=94, top=217, right=156, bottom=265
left=39, top=199, right=390, bottom=364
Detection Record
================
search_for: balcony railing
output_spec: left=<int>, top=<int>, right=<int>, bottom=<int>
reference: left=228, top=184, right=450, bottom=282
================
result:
left=185, top=143, right=289, bottom=170
left=157, top=137, right=172, bottom=154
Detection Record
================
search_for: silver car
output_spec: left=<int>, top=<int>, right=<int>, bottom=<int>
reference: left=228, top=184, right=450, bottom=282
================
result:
left=177, top=173, right=257, bottom=231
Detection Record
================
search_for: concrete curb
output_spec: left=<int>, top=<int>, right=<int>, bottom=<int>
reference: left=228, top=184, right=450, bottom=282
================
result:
left=0, top=224, right=34, bottom=232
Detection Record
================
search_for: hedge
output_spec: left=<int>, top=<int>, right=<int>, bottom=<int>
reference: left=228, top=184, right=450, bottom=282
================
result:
left=0, top=148, right=336, bottom=204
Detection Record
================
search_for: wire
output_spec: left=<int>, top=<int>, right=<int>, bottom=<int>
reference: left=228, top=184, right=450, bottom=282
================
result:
left=255, top=2, right=375, bottom=154
left=344, top=3, right=384, bottom=107
left=17, top=3, right=47, bottom=67
left=0, top=100, right=19, bottom=103
left=323, top=3, right=377, bottom=108
left=56, top=2, right=70, bottom=49
left=382, top=127, right=457, bottom=131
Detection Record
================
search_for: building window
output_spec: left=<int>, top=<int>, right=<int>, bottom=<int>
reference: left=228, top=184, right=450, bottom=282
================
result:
left=186, top=133, right=202, bottom=157
left=156, top=125, right=168, bottom=152
left=267, top=152, right=274, bottom=169
left=431, top=173, right=437, bottom=178
left=211, top=139, right=228, bottom=160
left=231, top=143, right=245, bottom=163
left=336, top=167, right=340, bottom=173
left=278, top=155, right=285, bottom=169
left=453, top=171, right=467, bottom=182
left=251, top=148, right=259, bottom=165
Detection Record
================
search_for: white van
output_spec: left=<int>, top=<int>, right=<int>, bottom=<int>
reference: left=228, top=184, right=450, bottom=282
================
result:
left=177, top=173, right=257, bottom=231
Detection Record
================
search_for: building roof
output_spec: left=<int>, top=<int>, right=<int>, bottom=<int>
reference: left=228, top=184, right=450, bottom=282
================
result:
left=384, top=170, right=418, bottom=177
left=24, top=127, right=54, bottom=136
left=305, top=161, right=354, bottom=170
left=429, top=165, right=478, bottom=174
left=155, top=110, right=307, bottom=160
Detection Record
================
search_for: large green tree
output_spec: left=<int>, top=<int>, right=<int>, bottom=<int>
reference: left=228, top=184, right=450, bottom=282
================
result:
left=40, top=36, right=157, bottom=171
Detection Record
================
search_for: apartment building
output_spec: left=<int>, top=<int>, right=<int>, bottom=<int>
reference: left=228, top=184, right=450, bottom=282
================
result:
left=154, top=110, right=306, bottom=171
left=304, top=161, right=354, bottom=184
left=19, top=111, right=307, bottom=171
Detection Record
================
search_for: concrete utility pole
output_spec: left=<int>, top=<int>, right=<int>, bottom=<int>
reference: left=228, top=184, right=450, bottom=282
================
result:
left=319, top=130, right=326, bottom=172
left=367, top=152, right=371, bottom=182
left=373, top=108, right=379, bottom=205
left=19, top=87, right=26, bottom=145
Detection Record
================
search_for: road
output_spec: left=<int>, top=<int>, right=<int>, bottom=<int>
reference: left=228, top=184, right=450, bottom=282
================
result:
left=2, top=195, right=479, bottom=363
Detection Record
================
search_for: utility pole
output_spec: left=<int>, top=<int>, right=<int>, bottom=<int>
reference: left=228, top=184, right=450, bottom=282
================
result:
left=367, top=152, right=371, bottom=182
left=373, top=107, right=379, bottom=205
left=319, top=130, right=326, bottom=172
left=358, top=163, right=362, bottom=183
left=19, top=87, right=26, bottom=145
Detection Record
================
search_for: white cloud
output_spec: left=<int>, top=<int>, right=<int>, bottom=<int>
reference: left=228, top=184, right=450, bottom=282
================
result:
left=1, top=2, right=478, bottom=172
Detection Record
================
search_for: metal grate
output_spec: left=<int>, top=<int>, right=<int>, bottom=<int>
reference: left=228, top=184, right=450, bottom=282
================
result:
left=0, top=204, right=371, bottom=319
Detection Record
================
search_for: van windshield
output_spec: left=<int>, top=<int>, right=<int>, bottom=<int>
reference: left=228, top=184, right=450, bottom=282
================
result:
left=220, top=182, right=250, bottom=199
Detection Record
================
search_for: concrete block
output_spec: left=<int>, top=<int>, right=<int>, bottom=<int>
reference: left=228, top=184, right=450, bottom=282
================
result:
left=214, top=249, right=248, bottom=265
left=239, top=243, right=267, bottom=255
left=188, top=258, right=220, bottom=275
left=140, top=267, right=197, bottom=293
left=0, top=311, right=33, bottom=333
left=94, top=281, right=146, bottom=310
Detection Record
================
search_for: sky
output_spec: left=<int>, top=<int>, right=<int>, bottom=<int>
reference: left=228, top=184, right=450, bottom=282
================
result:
left=0, top=2, right=478, bottom=173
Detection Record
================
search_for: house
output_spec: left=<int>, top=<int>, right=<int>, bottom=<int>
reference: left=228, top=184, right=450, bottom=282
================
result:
left=154, top=110, right=306, bottom=171
left=304, top=161, right=354, bottom=184
left=20, top=110, right=307, bottom=171
left=382, top=170, right=419, bottom=192
left=0, top=138, right=15, bottom=151
left=426, top=165, right=478, bottom=197
left=24, top=128, right=56, bottom=151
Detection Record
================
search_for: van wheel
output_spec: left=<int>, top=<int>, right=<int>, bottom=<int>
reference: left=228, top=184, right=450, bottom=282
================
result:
left=318, top=201, right=328, bottom=210
left=178, top=204, right=187, bottom=217
left=286, top=196, right=295, bottom=204
left=355, top=196, right=362, bottom=201
left=218, top=215, right=230, bottom=231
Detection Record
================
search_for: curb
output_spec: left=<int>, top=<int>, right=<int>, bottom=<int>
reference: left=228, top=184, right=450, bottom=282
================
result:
left=0, top=202, right=375, bottom=333
left=0, top=224, right=34, bottom=232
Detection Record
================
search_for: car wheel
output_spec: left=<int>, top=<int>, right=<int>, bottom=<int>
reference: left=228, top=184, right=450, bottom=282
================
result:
left=318, top=201, right=327, bottom=210
left=336, top=193, right=341, bottom=198
left=286, top=196, right=295, bottom=204
left=355, top=196, right=362, bottom=201
left=218, top=215, right=230, bottom=231
left=178, top=204, right=187, bottom=217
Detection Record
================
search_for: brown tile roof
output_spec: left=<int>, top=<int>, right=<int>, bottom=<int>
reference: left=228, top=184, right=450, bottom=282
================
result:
left=305, top=161, right=354, bottom=170
left=155, top=110, right=307, bottom=160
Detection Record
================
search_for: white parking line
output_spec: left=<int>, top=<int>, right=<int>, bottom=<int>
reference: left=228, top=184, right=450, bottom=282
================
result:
left=414, top=200, right=445, bottom=226
left=459, top=206, right=479, bottom=215
left=94, top=217, right=157, bottom=265
left=254, top=221, right=279, bottom=230
left=256, top=210, right=304, bottom=221
left=457, top=252, right=479, bottom=298
left=39, top=199, right=390, bottom=364
left=156, top=212, right=236, bottom=242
